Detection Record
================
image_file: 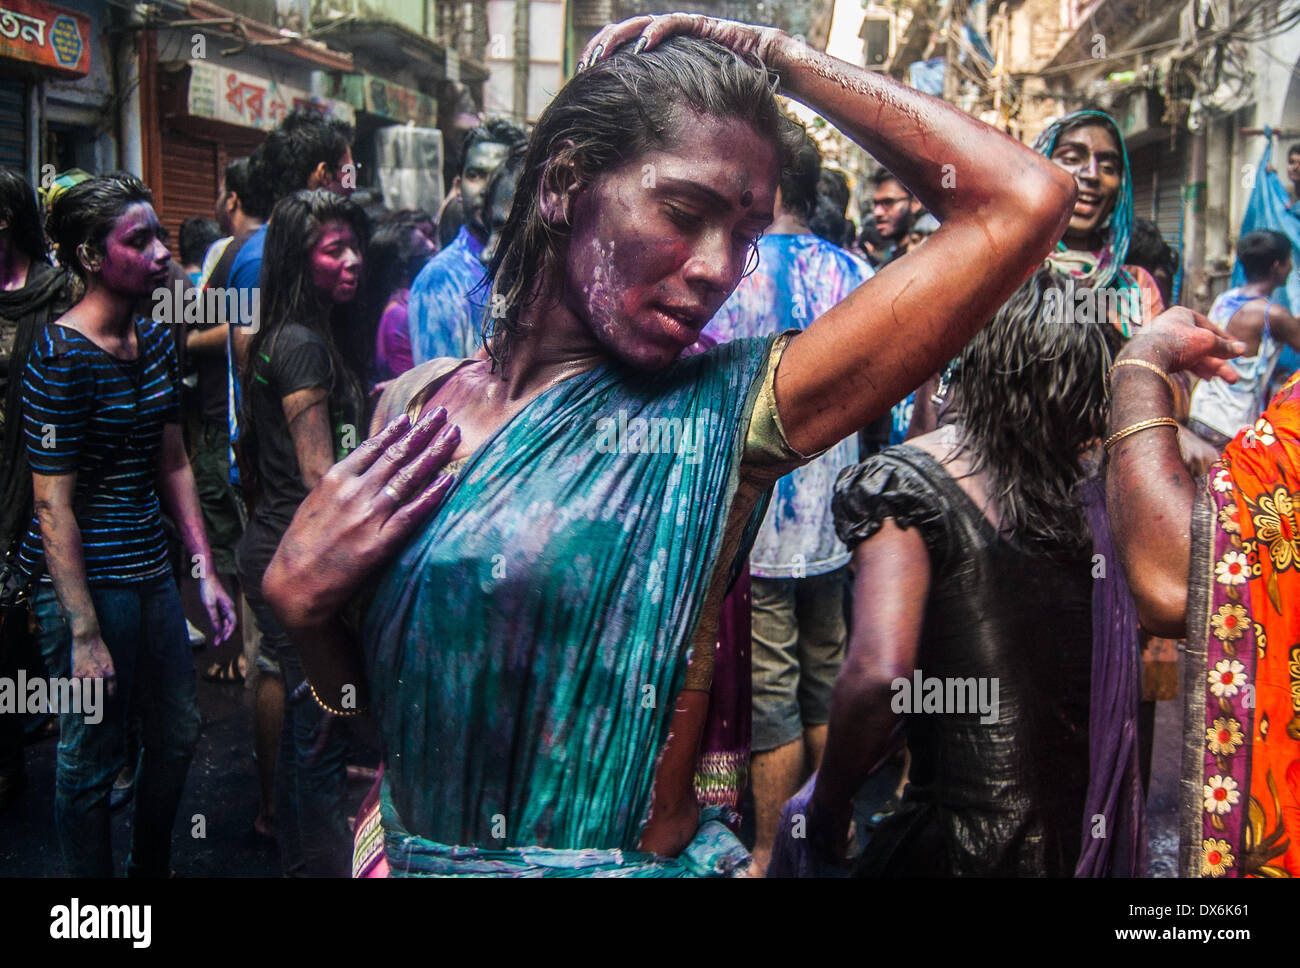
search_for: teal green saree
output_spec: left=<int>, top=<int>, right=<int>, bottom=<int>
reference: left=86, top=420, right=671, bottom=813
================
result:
left=360, top=335, right=783, bottom=876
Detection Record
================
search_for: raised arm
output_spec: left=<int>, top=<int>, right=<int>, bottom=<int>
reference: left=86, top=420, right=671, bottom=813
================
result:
left=581, top=16, right=1077, bottom=456
left=1106, top=308, right=1243, bottom=635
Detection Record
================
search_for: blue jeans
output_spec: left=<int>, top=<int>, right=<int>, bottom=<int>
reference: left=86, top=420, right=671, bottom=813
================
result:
left=245, top=591, right=351, bottom=877
left=33, top=575, right=200, bottom=877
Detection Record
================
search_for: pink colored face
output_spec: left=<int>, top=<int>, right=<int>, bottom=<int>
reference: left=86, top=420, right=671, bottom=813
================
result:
left=96, top=202, right=171, bottom=296
left=562, top=114, right=779, bottom=371
left=309, top=219, right=363, bottom=303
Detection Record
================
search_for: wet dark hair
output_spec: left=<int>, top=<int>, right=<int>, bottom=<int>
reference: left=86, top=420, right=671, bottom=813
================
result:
left=226, top=155, right=271, bottom=221
left=1126, top=218, right=1178, bottom=276
left=1238, top=229, right=1292, bottom=281
left=254, top=108, right=355, bottom=205
left=483, top=35, right=803, bottom=369
left=46, top=171, right=154, bottom=280
left=946, top=268, right=1123, bottom=553
left=0, top=166, right=50, bottom=265
left=779, top=123, right=821, bottom=222
left=461, top=118, right=528, bottom=176
left=179, top=216, right=221, bottom=266
left=245, top=190, right=370, bottom=469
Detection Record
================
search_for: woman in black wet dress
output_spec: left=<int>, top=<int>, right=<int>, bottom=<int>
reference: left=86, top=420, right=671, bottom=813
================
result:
left=805, top=269, right=1123, bottom=876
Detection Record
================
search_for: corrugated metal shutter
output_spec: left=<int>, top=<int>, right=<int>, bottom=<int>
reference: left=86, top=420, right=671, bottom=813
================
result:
left=1128, top=137, right=1184, bottom=250
left=160, top=131, right=220, bottom=262
left=1131, top=143, right=1157, bottom=226
left=1154, top=138, right=1184, bottom=249
left=0, top=77, right=26, bottom=172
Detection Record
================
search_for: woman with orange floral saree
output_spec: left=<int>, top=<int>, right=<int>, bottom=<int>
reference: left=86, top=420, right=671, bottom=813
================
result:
left=1107, top=306, right=1300, bottom=877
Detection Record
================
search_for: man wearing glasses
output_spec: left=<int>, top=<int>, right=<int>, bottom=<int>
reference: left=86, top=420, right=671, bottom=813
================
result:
left=868, top=172, right=922, bottom=267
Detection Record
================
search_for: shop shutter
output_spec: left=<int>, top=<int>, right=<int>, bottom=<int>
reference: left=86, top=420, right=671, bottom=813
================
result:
left=1154, top=136, right=1184, bottom=249
left=0, top=77, right=26, bottom=172
left=159, top=131, right=220, bottom=263
left=1130, top=143, right=1157, bottom=226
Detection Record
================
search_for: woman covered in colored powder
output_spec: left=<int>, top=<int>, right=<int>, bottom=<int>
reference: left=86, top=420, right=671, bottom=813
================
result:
left=262, top=15, right=1077, bottom=876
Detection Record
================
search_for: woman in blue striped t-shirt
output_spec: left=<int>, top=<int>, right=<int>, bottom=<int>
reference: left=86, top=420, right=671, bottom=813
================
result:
left=22, top=172, right=236, bottom=877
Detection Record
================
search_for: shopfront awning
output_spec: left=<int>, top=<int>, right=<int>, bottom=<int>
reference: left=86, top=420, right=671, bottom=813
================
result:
left=181, top=59, right=355, bottom=132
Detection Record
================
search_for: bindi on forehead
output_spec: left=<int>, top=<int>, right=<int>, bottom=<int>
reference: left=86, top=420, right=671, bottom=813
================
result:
left=740, top=189, right=753, bottom=208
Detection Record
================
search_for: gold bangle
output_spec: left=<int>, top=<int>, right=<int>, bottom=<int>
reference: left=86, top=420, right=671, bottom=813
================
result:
left=1109, top=358, right=1177, bottom=399
left=1104, top=416, right=1179, bottom=452
left=307, top=680, right=362, bottom=717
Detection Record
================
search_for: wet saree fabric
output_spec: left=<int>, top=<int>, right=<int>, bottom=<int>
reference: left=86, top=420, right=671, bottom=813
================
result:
left=1183, top=370, right=1300, bottom=877
left=360, top=336, right=778, bottom=874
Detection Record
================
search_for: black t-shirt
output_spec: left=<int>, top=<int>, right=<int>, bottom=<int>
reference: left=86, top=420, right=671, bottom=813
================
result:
left=236, top=323, right=361, bottom=588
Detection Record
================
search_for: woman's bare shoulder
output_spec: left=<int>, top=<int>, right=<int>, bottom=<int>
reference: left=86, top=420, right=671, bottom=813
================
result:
left=370, top=358, right=475, bottom=435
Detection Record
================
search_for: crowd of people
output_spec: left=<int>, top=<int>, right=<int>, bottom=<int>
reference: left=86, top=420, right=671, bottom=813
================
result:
left=0, top=12, right=1297, bottom=879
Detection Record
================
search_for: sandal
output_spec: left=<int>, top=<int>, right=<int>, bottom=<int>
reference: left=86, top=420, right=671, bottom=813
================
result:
left=202, top=656, right=245, bottom=685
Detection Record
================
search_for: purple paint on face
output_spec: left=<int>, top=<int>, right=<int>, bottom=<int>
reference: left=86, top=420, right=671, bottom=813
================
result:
left=97, top=202, right=171, bottom=297
left=561, top=114, right=779, bottom=371
left=310, top=219, right=363, bottom=304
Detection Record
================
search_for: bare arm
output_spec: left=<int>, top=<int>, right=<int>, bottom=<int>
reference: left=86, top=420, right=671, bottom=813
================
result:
left=1106, top=309, right=1244, bottom=636
left=1266, top=303, right=1300, bottom=354
left=809, top=522, right=928, bottom=860
left=31, top=472, right=115, bottom=691
left=770, top=48, right=1076, bottom=455
left=155, top=422, right=236, bottom=644
left=185, top=324, right=229, bottom=355
left=582, top=18, right=1076, bottom=457
left=283, top=387, right=335, bottom=490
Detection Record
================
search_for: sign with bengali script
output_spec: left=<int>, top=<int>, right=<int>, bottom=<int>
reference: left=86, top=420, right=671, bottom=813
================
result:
left=0, top=0, right=89, bottom=76
left=335, top=73, right=436, bottom=126
left=187, top=60, right=354, bottom=133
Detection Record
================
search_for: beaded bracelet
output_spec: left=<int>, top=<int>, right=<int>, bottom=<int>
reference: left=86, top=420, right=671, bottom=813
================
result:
left=307, top=680, right=363, bottom=717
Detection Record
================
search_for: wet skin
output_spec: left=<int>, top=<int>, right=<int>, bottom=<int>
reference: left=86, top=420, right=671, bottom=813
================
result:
left=1050, top=124, right=1122, bottom=250
left=265, top=13, right=1079, bottom=861
left=308, top=220, right=363, bottom=304
left=419, top=114, right=779, bottom=468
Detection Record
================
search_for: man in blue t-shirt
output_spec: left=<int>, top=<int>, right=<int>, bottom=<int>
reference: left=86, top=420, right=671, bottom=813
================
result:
left=408, top=118, right=526, bottom=363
